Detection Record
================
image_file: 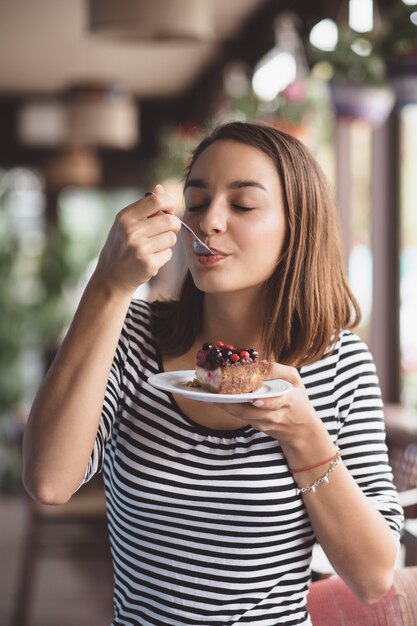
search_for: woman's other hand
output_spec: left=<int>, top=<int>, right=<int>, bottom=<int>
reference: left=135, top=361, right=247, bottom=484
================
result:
left=212, top=362, right=335, bottom=465
left=94, top=183, right=182, bottom=297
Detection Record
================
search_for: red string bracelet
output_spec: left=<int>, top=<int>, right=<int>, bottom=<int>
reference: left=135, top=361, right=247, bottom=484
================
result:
left=291, top=447, right=340, bottom=474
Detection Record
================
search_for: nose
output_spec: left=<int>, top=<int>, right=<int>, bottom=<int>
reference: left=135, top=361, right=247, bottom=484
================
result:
left=198, top=197, right=227, bottom=236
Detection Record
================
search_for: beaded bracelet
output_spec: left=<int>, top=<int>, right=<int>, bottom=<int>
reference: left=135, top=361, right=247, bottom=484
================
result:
left=295, top=456, right=341, bottom=495
left=291, top=447, right=340, bottom=474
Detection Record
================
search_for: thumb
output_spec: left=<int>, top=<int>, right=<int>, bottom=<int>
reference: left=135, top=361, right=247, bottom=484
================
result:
left=264, top=361, right=301, bottom=385
left=153, top=183, right=165, bottom=195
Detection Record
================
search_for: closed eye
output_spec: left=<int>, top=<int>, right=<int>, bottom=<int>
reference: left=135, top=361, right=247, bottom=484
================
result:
left=186, top=203, right=209, bottom=212
left=232, top=204, right=255, bottom=211
left=186, top=202, right=256, bottom=212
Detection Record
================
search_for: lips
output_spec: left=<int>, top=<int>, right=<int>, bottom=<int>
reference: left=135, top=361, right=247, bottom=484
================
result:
left=195, top=240, right=229, bottom=257
left=195, top=247, right=229, bottom=265
left=203, top=247, right=228, bottom=256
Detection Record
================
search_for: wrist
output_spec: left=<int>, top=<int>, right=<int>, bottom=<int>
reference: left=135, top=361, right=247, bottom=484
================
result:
left=291, top=447, right=340, bottom=474
left=295, top=455, right=342, bottom=494
left=281, top=417, right=337, bottom=475
left=88, top=269, right=136, bottom=304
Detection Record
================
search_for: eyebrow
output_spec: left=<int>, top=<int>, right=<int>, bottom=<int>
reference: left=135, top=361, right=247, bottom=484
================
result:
left=184, top=178, right=267, bottom=192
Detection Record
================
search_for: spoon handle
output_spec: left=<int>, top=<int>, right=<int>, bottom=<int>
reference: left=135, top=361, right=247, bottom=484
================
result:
left=144, top=192, right=214, bottom=256
left=179, top=220, right=214, bottom=256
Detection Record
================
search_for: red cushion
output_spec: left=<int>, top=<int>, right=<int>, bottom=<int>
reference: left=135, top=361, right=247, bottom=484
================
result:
left=395, top=567, right=417, bottom=625
left=307, top=571, right=412, bottom=626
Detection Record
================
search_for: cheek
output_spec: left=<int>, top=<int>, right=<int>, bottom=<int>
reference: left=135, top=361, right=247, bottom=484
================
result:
left=240, top=218, right=285, bottom=257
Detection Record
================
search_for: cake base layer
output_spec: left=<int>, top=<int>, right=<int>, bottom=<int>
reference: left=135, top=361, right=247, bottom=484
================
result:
left=195, top=361, right=268, bottom=394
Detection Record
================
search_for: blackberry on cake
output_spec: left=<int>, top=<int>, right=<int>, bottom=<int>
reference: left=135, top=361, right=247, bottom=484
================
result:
left=192, top=340, right=268, bottom=394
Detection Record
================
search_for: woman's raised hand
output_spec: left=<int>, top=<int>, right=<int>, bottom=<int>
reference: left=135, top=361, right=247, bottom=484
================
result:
left=94, top=184, right=181, bottom=297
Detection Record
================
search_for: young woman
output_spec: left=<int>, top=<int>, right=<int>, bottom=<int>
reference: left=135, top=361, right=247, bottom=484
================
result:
left=23, top=121, right=403, bottom=625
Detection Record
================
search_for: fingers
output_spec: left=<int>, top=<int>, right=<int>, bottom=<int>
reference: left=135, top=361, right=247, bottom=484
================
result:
left=212, top=395, right=289, bottom=419
left=123, top=183, right=179, bottom=221
left=136, top=247, right=174, bottom=280
left=127, top=228, right=178, bottom=260
left=117, top=186, right=182, bottom=247
left=211, top=401, right=285, bottom=437
left=95, top=183, right=182, bottom=292
left=125, top=210, right=181, bottom=239
left=264, top=361, right=301, bottom=385
left=208, top=363, right=316, bottom=443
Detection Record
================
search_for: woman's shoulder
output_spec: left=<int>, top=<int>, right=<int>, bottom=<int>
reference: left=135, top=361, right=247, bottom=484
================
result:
left=126, top=297, right=177, bottom=343
left=127, top=298, right=152, bottom=324
left=334, top=329, right=373, bottom=362
left=122, top=298, right=156, bottom=344
left=300, top=330, right=373, bottom=377
left=329, top=329, right=377, bottom=383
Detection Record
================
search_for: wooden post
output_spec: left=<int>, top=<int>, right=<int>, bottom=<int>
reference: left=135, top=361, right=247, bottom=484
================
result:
left=370, top=113, right=401, bottom=403
left=335, top=119, right=352, bottom=268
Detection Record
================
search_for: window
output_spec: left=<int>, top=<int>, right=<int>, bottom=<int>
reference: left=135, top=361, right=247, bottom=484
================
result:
left=400, top=104, right=417, bottom=407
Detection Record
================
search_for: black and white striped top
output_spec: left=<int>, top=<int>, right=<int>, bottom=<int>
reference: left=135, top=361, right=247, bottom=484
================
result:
left=84, top=299, right=403, bottom=626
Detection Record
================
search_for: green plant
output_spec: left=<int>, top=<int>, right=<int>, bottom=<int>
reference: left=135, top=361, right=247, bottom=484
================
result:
left=0, top=189, right=24, bottom=418
left=0, top=240, right=24, bottom=415
left=378, top=2, right=417, bottom=58
left=25, top=225, right=77, bottom=375
left=0, top=175, right=81, bottom=492
left=309, top=27, right=386, bottom=86
left=0, top=184, right=25, bottom=493
left=146, top=123, right=203, bottom=185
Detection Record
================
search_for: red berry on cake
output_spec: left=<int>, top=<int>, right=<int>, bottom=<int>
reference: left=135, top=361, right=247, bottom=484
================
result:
left=193, top=341, right=268, bottom=394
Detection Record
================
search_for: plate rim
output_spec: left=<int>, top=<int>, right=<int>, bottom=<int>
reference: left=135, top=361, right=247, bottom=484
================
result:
left=147, top=370, right=293, bottom=403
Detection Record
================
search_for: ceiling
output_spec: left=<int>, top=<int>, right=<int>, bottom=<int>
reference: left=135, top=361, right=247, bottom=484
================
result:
left=0, top=0, right=397, bottom=181
left=0, top=0, right=269, bottom=98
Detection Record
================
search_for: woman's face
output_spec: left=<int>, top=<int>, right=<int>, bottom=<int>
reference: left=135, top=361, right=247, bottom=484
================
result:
left=182, top=139, right=287, bottom=295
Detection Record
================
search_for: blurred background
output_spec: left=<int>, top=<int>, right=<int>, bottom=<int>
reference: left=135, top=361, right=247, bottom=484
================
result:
left=1, top=0, right=417, bottom=624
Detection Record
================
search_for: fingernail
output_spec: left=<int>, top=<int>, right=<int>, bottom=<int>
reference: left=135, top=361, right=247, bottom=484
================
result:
left=153, top=183, right=164, bottom=194
left=252, top=400, right=264, bottom=408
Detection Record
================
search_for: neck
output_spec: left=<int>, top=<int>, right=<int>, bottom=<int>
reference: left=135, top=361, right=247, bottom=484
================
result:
left=200, top=287, right=266, bottom=349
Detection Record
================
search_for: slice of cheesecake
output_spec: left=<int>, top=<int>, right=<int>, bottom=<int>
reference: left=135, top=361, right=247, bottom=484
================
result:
left=194, top=341, right=268, bottom=394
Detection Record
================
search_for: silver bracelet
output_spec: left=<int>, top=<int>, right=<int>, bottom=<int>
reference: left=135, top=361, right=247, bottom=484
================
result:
left=296, top=456, right=341, bottom=495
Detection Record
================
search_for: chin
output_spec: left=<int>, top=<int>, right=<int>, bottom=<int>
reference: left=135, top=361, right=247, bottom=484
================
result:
left=190, top=274, right=255, bottom=295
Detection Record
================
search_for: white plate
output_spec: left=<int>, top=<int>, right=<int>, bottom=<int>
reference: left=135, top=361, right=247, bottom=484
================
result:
left=147, top=370, right=293, bottom=403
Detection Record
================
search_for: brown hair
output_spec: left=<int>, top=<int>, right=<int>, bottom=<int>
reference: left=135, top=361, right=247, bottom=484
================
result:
left=150, top=121, right=360, bottom=366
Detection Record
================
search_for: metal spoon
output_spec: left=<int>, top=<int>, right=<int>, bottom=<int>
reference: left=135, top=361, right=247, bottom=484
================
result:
left=178, top=219, right=215, bottom=256
left=145, top=192, right=215, bottom=256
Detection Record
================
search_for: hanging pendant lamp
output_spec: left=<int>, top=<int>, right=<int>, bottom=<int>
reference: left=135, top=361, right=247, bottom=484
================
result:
left=88, top=0, right=214, bottom=41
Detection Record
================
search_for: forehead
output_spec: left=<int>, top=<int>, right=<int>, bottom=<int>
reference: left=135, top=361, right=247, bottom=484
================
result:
left=188, top=139, right=278, bottom=183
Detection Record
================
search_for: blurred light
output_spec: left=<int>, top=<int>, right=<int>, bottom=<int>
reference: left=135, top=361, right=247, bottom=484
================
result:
left=402, top=0, right=417, bottom=6
left=252, top=51, right=296, bottom=101
left=44, top=146, right=101, bottom=189
left=2, top=168, right=43, bottom=192
left=223, top=62, right=251, bottom=99
left=18, top=100, right=67, bottom=147
left=411, top=11, right=417, bottom=24
left=349, top=0, right=373, bottom=32
left=18, top=85, right=139, bottom=150
left=311, top=61, right=335, bottom=81
left=351, top=38, right=373, bottom=57
left=252, top=12, right=308, bottom=102
left=309, top=19, right=338, bottom=51
left=66, top=89, right=139, bottom=149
